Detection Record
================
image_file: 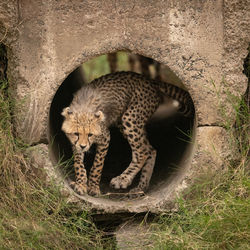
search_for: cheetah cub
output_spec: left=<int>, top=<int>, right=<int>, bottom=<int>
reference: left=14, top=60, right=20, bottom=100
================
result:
left=61, top=71, right=193, bottom=197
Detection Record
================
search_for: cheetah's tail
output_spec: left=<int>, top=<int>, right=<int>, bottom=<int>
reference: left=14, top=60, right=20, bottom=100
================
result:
left=158, top=82, right=195, bottom=118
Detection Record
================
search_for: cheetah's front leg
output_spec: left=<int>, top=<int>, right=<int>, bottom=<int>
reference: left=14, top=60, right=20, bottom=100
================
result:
left=70, top=149, right=87, bottom=195
left=88, top=132, right=110, bottom=196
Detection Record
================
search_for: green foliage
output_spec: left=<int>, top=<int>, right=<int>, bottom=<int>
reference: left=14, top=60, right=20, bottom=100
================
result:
left=82, top=54, right=111, bottom=83
left=82, top=51, right=129, bottom=83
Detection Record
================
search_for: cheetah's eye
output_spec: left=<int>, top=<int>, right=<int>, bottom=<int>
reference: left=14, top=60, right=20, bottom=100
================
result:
left=88, top=133, right=93, bottom=137
left=74, top=132, right=79, bottom=136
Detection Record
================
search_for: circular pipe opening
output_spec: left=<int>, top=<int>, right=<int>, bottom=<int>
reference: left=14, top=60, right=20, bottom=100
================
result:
left=49, top=52, right=195, bottom=206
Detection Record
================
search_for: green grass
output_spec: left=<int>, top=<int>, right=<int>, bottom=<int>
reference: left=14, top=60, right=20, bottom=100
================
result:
left=150, top=163, right=249, bottom=249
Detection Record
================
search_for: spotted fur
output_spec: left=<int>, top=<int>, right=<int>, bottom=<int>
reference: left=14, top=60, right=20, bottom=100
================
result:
left=61, top=71, right=194, bottom=197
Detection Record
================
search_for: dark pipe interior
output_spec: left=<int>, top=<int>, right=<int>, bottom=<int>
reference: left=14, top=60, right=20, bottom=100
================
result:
left=49, top=53, right=194, bottom=198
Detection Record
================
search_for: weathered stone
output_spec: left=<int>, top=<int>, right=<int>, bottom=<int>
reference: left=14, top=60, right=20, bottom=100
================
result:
left=0, top=0, right=248, bottom=214
left=0, top=0, right=19, bottom=44
left=115, top=219, right=152, bottom=249
left=26, top=143, right=74, bottom=199
left=27, top=144, right=63, bottom=185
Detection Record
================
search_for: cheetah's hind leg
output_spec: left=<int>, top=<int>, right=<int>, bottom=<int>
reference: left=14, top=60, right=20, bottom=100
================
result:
left=129, top=146, right=156, bottom=198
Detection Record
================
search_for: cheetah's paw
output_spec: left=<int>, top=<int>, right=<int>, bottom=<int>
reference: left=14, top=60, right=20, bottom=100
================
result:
left=88, top=185, right=101, bottom=197
left=70, top=181, right=87, bottom=196
left=110, top=175, right=132, bottom=189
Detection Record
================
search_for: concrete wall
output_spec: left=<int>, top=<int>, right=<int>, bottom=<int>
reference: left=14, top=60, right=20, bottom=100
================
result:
left=0, top=0, right=249, bottom=213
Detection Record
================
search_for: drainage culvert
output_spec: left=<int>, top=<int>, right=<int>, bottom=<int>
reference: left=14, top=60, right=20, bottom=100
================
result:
left=48, top=52, right=196, bottom=213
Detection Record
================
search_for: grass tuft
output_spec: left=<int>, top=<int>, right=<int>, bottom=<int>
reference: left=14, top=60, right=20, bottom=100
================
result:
left=151, top=162, right=249, bottom=249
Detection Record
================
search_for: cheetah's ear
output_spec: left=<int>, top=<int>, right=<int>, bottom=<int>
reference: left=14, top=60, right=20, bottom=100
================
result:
left=95, top=110, right=105, bottom=121
left=61, top=107, right=73, bottom=118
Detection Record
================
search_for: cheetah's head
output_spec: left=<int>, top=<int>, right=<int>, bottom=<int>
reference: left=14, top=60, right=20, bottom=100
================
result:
left=61, top=107, right=105, bottom=152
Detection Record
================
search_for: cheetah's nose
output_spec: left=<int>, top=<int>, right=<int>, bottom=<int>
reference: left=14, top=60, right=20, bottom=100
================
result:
left=80, top=145, right=86, bottom=150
